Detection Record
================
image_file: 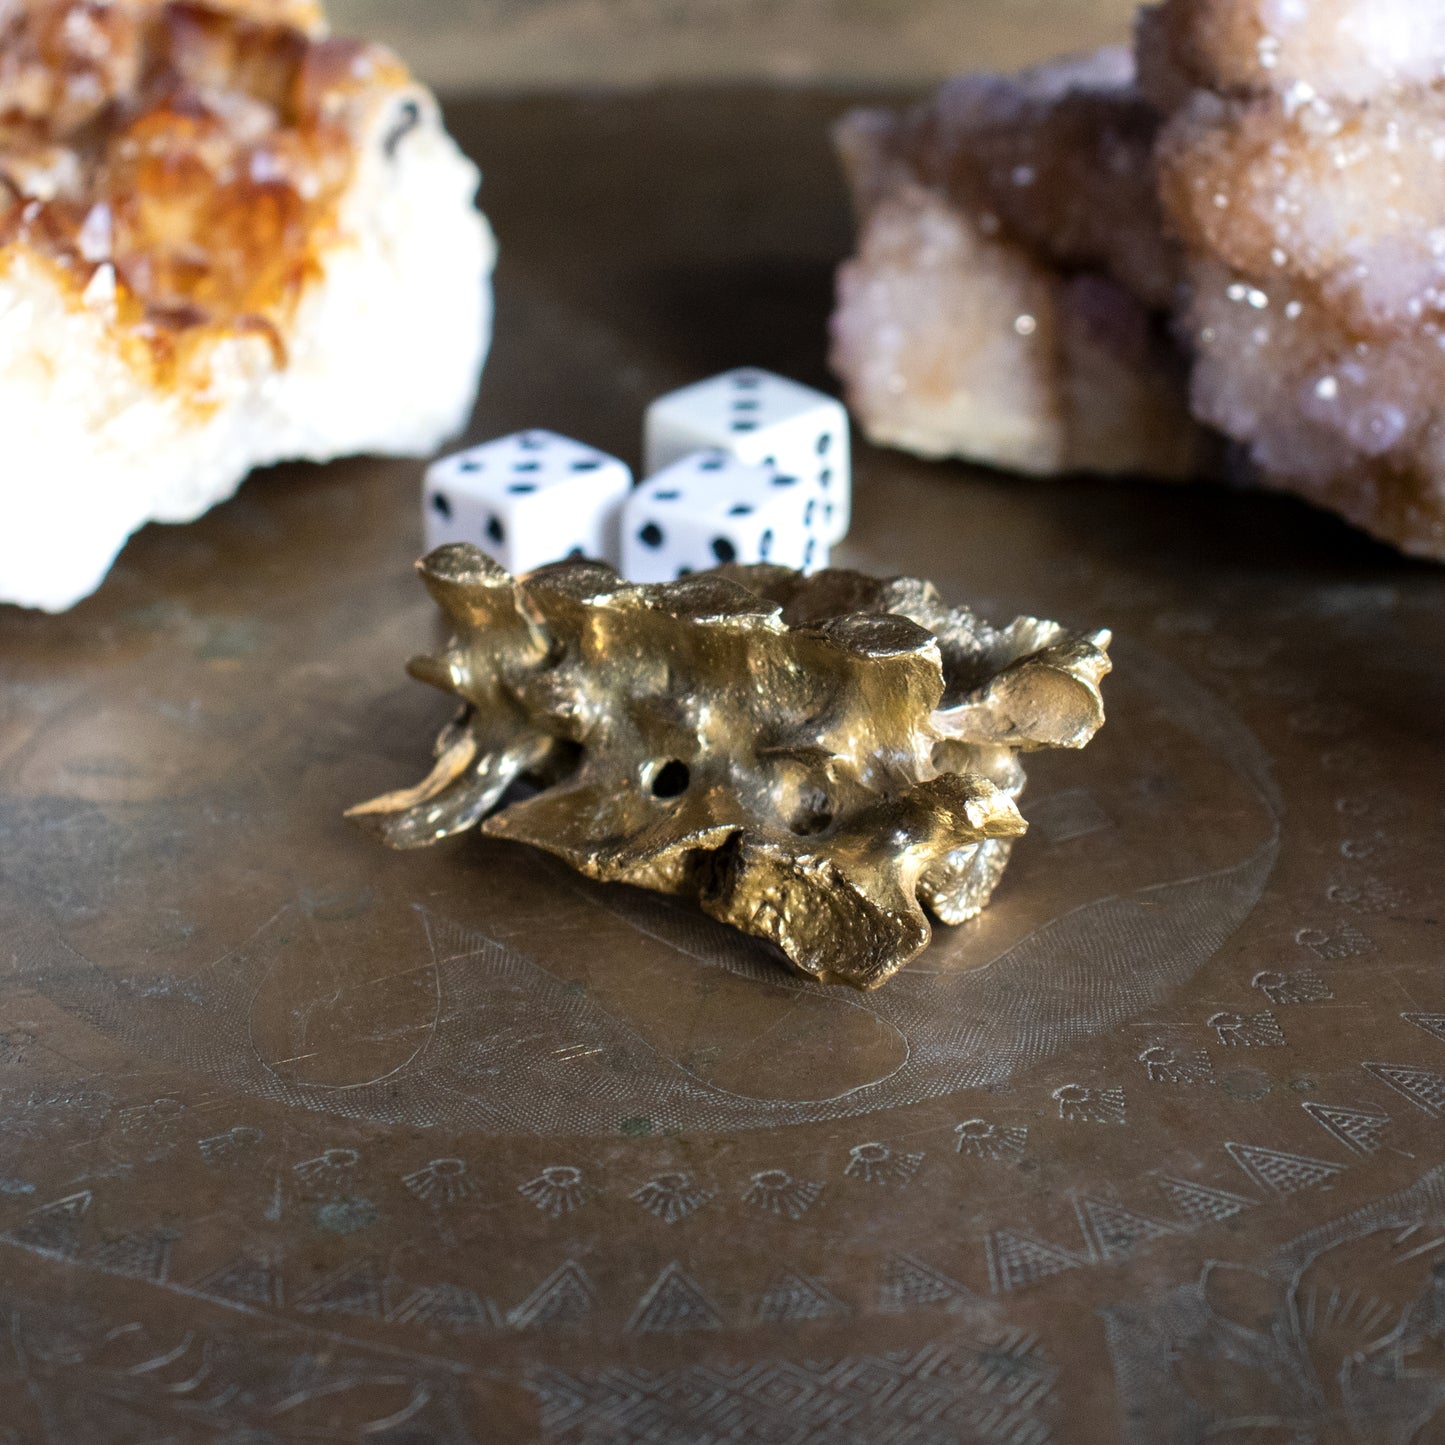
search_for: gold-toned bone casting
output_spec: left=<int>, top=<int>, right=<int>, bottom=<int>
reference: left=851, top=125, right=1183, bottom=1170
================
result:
left=349, top=547, right=1112, bottom=988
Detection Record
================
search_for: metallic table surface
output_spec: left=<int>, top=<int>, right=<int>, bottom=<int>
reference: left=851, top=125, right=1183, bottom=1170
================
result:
left=1, top=91, right=1443, bottom=1445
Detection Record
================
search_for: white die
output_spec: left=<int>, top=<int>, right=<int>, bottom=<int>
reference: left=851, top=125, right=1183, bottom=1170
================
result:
left=423, top=430, right=631, bottom=575
left=621, top=450, right=830, bottom=584
left=644, top=368, right=850, bottom=543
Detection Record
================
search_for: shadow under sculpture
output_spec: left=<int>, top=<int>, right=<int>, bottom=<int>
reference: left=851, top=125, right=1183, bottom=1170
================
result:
left=350, top=545, right=1112, bottom=988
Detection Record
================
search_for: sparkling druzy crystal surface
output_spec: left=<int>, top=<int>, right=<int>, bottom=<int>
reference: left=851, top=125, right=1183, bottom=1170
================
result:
left=832, top=49, right=1209, bottom=482
left=833, top=0, right=1445, bottom=560
left=350, top=547, right=1112, bottom=990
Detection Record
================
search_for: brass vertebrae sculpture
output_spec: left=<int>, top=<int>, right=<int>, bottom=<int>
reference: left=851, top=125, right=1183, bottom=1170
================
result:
left=350, top=546, right=1111, bottom=988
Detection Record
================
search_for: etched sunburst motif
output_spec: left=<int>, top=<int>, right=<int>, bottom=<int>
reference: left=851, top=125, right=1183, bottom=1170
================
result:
left=115, top=1097, right=186, bottom=1152
left=293, top=1148, right=359, bottom=1192
left=198, top=1125, right=264, bottom=1163
left=1138, top=1045, right=1214, bottom=1086
left=742, top=1170, right=825, bottom=1221
left=952, top=1119, right=1027, bottom=1165
left=402, top=1158, right=479, bottom=1206
left=1253, top=969, right=1334, bottom=1006
left=845, top=1142, right=923, bottom=1187
left=1054, top=1085, right=1127, bottom=1125
left=631, top=1172, right=715, bottom=1224
left=519, top=1165, right=590, bottom=1218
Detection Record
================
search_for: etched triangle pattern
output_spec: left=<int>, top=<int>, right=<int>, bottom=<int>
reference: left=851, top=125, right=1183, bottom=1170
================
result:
left=986, top=1231, right=1081, bottom=1293
left=1303, top=1102, right=1391, bottom=1156
left=1075, top=1197, right=1176, bottom=1261
left=879, top=1253, right=977, bottom=1313
left=627, top=1262, right=722, bottom=1334
left=1225, top=1142, right=1346, bottom=1196
left=391, top=1282, right=499, bottom=1331
left=1403, top=1014, right=1445, bottom=1046
left=510, top=1262, right=595, bottom=1331
left=1, top=1191, right=92, bottom=1258
left=294, top=1257, right=385, bottom=1320
left=1155, top=1176, right=1258, bottom=1227
left=91, top=1229, right=176, bottom=1283
left=1366, top=1063, right=1445, bottom=1118
left=194, top=1253, right=283, bottom=1309
left=756, top=1271, right=848, bottom=1323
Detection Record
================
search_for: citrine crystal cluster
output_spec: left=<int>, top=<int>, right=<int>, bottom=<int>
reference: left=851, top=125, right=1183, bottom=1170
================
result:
left=833, top=0, right=1445, bottom=559
left=0, top=0, right=494, bottom=610
left=351, top=547, right=1111, bottom=989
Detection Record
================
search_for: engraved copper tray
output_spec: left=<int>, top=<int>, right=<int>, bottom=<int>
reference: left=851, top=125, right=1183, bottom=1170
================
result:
left=1, top=89, right=1442, bottom=1444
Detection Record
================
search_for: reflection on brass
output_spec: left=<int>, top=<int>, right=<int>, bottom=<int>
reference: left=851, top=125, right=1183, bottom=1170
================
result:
left=350, top=546, right=1112, bottom=988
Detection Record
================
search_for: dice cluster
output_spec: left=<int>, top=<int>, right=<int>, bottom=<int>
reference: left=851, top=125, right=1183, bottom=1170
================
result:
left=422, top=369, right=850, bottom=580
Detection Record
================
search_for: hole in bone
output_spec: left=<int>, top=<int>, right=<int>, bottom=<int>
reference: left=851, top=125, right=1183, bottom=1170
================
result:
left=790, top=790, right=834, bottom=836
left=651, top=760, right=691, bottom=798
left=931, top=739, right=971, bottom=773
left=535, top=740, right=584, bottom=785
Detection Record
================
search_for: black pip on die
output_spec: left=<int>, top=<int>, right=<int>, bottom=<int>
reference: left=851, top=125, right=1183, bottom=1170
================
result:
left=644, top=368, right=851, bottom=543
left=621, top=450, right=829, bottom=583
left=423, top=430, right=632, bottom=574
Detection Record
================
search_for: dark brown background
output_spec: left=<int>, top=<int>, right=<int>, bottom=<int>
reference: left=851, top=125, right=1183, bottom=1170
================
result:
left=2, top=52, right=1445, bottom=1445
